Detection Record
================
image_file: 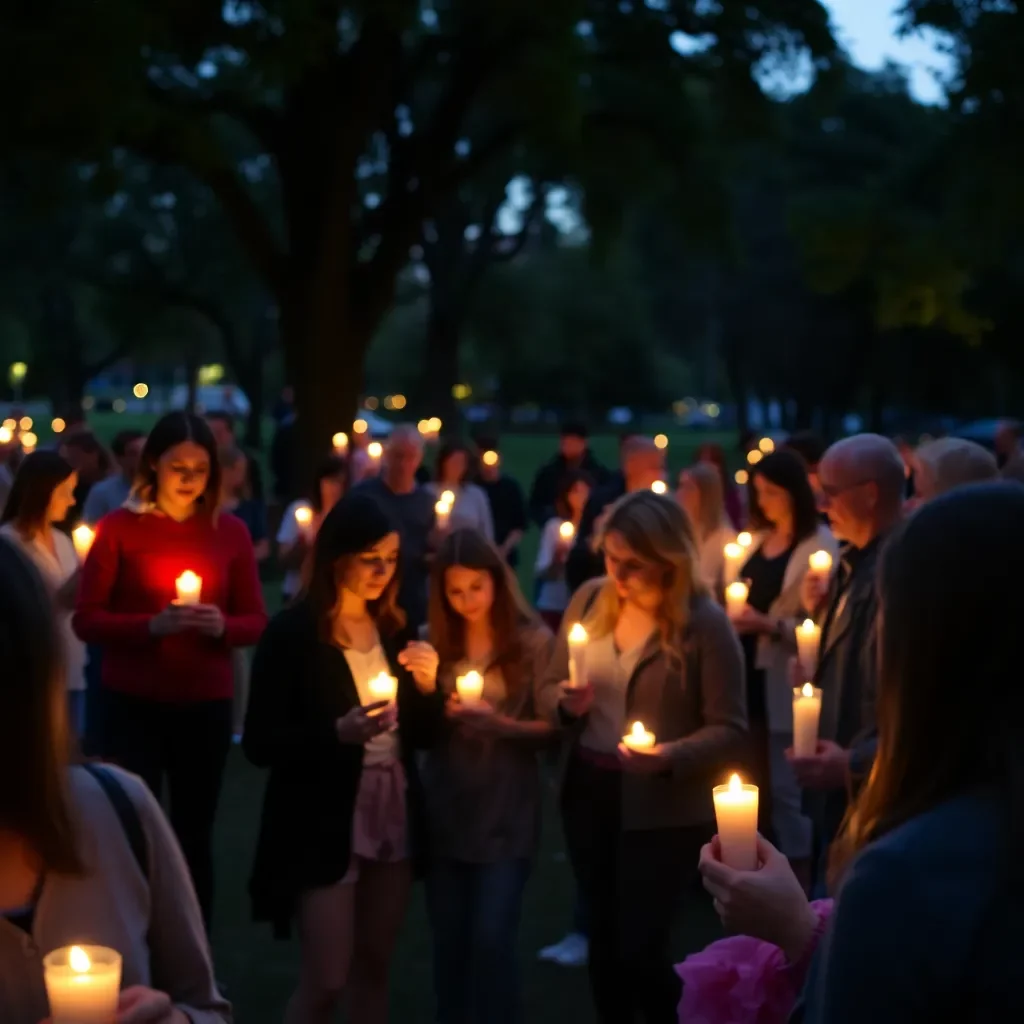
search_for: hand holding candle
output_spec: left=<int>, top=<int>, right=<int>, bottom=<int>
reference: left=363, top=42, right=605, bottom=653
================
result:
left=72, top=524, right=95, bottom=560
left=713, top=774, right=759, bottom=871
left=44, top=944, right=122, bottom=1024
left=174, top=570, right=202, bottom=606
left=455, top=669, right=485, bottom=706
left=725, top=581, right=749, bottom=620
left=792, top=683, right=822, bottom=758
left=795, top=618, right=821, bottom=676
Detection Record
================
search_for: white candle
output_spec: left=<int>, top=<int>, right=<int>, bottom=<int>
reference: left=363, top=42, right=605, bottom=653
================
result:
left=737, top=531, right=753, bottom=549
left=795, top=618, right=821, bottom=676
left=558, top=520, right=576, bottom=545
left=792, top=683, right=822, bottom=758
left=713, top=774, right=759, bottom=871
left=808, top=549, right=833, bottom=575
left=175, top=570, right=202, bottom=605
left=332, top=431, right=349, bottom=454
left=725, top=581, right=749, bottom=620
left=44, top=945, right=122, bottom=1024
left=367, top=671, right=398, bottom=704
left=622, top=720, right=656, bottom=751
left=435, top=499, right=451, bottom=531
left=72, top=525, right=95, bottom=560
left=723, top=542, right=745, bottom=586
left=455, top=669, right=484, bottom=704
left=651, top=480, right=668, bottom=495
left=567, top=622, right=588, bottom=688
left=294, top=504, right=313, bottom=530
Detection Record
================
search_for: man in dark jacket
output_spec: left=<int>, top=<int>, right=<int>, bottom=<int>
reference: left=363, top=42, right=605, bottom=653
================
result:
left=528, top=421, right=608, bottom=528
left=788, top=434, right=905, bottom=851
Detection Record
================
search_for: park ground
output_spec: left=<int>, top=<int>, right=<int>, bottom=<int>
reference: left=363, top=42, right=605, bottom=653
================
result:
left=77, top=418, right=736, bottom=1023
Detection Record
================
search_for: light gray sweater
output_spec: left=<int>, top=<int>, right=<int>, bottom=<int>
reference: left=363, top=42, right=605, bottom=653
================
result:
left=0, top=766, right=230, bottom=1024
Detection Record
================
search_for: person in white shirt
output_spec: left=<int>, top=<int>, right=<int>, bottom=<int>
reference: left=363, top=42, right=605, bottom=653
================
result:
left=0, top=451, right=87, bottom=733
left=534, top=470, right=592, bottom=631
left=276, top=455, right=348, bottom=603
left=676, top=462, right=737, bottom=595
left=426, top=441, right=494, bottom=542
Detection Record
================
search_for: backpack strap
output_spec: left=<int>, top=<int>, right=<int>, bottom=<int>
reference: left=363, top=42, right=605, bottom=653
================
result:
left=81, top=763, right=149, bottom=882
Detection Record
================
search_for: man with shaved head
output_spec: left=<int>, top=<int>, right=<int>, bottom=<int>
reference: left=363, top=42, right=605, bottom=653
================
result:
left=789, top=434, right=905, bottom=862
left=565, top=436, right=666, bottom=593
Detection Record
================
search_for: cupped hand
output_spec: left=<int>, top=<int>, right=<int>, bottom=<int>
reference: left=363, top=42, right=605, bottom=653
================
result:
left=785, top=739, right=850, bottom=790
left=559, top=680, right=594, bottom=718
left=149, top=604, right=194, bottom=637
left=336, top=701, right=392, bottom=744
left=699, top=835, right=817, bottom=961
left=190, top=603, right=226, bottom=638
left=731, top=605, right=774, bottom=635
left=616, top=742, right=672, bottom=774
left=398, top=641, right=440, bottom=691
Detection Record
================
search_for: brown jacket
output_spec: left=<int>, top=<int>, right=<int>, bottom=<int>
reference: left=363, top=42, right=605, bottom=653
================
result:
left=537, top=577, right=748, bottom=830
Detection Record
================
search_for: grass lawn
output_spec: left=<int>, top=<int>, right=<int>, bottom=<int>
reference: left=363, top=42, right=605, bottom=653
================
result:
left=75, top=415, right=736, bottom=1022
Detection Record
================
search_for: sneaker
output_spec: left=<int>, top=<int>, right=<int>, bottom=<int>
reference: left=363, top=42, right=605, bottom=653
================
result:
left=538, top=932, right=589, bottom=967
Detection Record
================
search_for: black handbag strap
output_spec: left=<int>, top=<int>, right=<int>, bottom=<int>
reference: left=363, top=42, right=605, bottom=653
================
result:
left=82, top=763, right=149, bottom=882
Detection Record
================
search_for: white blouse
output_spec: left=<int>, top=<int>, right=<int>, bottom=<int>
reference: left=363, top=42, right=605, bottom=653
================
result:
left=343, top=644, right=400, bottom=767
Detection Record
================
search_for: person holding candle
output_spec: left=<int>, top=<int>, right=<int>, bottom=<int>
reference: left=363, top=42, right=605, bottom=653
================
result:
left=534, top=470, right=593, bottom=632
left=425, top=440, right=495, bottom=542
left=0, top=451, right=87, bottom=735
left=277, top=454, right=348, bottom=604
left=537, top=490, right=747, bottom=1024
left=527, top=421, right=609, bottom=528
left=729, top=450, right=836, bottom=881
left=245, top=494, right=444, bottom=1024
left=675, top=462, right=736, bottom=593
left=0, top=537, right=229, bottom=1024
left=81, top=429, right=145, bottom=526
left=681, top=483, right=1024, bottom=1024
left=73, top=411, right=267, bottom=930
left=474, top=436, right=529, bottom=568
left=423, top=528, right=555, bottom=1024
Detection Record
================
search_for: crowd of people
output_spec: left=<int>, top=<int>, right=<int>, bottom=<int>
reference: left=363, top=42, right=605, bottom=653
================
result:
left=0, top=407, right=1022, bottom=1024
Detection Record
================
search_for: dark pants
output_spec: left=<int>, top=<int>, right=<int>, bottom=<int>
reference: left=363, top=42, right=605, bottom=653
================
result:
left=101, top=689, right=233, bottom=931
left=82, top=644, right=105, bottom=756
left=427, top=858, right=531, bottom=1024
left=562, top=752, right=710, bottom=1024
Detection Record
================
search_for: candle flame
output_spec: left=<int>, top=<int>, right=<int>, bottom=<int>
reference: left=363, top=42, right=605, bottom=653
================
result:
left=568, top=622, right=588, bottom=645
left=69, top=946, right=91, bottom=973
left=724, top=542, right=742, bottom=559
left=651, top=480, right=668, bottom=494
left=559, top=521, right=575, bottom=540
left=809, top=549, right=833, bottom=572
left=294, top=505, right=313, bottom=526
left=332, top=431, right=348, bottom=449
left=367, top=441, right=383, bottom=459
left=440, top=489, right=455, bottom=506
left=72, top=524, right=95, bottom=557
left=726, top=581, right=748, bottom=599
left=728, top=773, right=743, bottom=793
left=802, top=682, right=815, bottom=698
left=737, top=531, right=752, bottom=548
left=368, top=672, right=397, bottom=699
left=177, top=570, right=200, bottom=591
left=800, top=618, right=815, bottom=632
left=630, top=721, right=646, bottom=739
left=435, top=499, right=451, bottom=515
left=482, top=450, right=499, bottom=467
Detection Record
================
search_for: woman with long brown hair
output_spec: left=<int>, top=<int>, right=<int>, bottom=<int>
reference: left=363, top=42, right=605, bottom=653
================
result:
left=424, top=528, right=554, bottom=1024
left=73, top=411, right=266, bottom=930
left=245, top=493, right=443, bottom=1024
left=537, top=490, right=747, bottom=1024
left=691, top=482, right=1024, bottom=1022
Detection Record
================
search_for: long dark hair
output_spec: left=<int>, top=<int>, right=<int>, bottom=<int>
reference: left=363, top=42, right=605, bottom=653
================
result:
left=831, top=483, right=1024, bottom=882
left=309, top=454, right=349, bottom=512
left=428, top=529, right=537, bottom=701
left=436, top=440, right=473, bottom=485
left=305, top=493, right=405, bottom=642
left=134, top=412, right=222, bottom=517
left=554, top=469, right=592, bottom=521
left=0, top=538, right=83, bottom=874
left=748, top=449, right=819, bottom=542
left=0, top=451, right=75, bottom=534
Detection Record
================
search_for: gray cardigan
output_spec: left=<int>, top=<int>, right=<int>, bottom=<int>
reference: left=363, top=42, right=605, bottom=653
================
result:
left=537, top=577, right=748, bottom=830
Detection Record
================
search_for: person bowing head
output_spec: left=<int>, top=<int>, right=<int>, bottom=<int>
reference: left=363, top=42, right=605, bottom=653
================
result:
left=244, top=492, right=444, bottom=1024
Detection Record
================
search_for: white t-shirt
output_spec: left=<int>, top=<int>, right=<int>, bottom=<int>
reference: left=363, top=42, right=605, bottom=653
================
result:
left=425, top=482, right=495, bottom=541
left=343, top=644, right=400, bottom=767
left=1, top=525, right=86, bottom=691
left=534, top=517, right=573, bottom=612
left=276, top=499, right=317, bottom=598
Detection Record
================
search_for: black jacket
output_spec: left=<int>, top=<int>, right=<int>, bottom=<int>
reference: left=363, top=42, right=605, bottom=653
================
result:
left=527, top=449, right=609, bottom=528
left=244, top=601, right=444, bottom=938
left=564, top=474, right=627, bottom=593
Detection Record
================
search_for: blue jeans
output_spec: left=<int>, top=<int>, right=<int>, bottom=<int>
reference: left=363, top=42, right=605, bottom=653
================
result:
left=427, top=858, right=531, bottom=1024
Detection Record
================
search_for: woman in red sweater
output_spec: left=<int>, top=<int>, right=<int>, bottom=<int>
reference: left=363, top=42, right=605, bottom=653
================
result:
left=74, top=411, right=267, bottom=929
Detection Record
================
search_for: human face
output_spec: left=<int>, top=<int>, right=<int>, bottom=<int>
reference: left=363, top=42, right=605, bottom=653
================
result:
left=155, top=441, right=211, bottom=515
left=603, top=529, right=664, bottom=611
left=753, top=473, right=793, bottom=529
left=119, top=437, right=144, bottom=479
left=319, top=472, right=346, bottom=515
left=444, top=565, right=496, bottom=626
left=46, top=473, right=78, bottom=524
left=340, top=532, right=400, bottom=602
left=385, top=439, right=423, bottom=491
left=560, top=434, right=587, bottom=463
left=817, top=452, right=874, bottom=545
left=676, top=471, right=701, bottom=525
left=208, top=417, right=234, bottom=449
left=441, top=450, right=468, bottom=486
left=567, top=480, right=590, bottom=517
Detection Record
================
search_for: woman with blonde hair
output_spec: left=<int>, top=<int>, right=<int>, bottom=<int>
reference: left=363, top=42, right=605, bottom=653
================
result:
left=676, top=462, right=736, bottom=591
left=424, top=529, right=554, bottom=1024
left=911, top=437, right=997, bottom=506
left=537, top=490, right=747, bottom=1024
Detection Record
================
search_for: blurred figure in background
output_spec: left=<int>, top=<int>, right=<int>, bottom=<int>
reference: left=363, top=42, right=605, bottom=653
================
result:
left=676, top=463, right=735, bottom=592
left=695, top=442, right=743, bottom=529
left=221, top=444, right=270, bottom=563
left=59, top=431, right=110, bottom=530
left=535, top=470, right=592, bottom=632
left=528, top=421, right=608, bottom=527
left=475, top=437, right=528, bottom=567
left=82, top=429, right=145, bottom=525
left=782, top=431, right=828, bottom=511
left=994, top=419, right=1022, bottom=468
left=426, top=440, right=494, bottom=542
left=910, top=437, right=998, bottom=507
left=207, top=410, right=265, bottom=503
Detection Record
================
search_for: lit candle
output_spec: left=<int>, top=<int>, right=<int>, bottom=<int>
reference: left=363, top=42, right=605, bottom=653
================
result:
left=367, top=671, right=398, bottom=704
left=808, top=549, right=833, bottom=575
left=795, top=618, right=821, bottom=676
left=622, top=720, right=656, bottom=751
left=43, top=944, right=122, bottom=1024
left=482, top=450, right=500, bottom=468
left=651, top=479, right=668, bottom=495
left=332, top=431, right=349, bottom=454
left=435, top=498, right=451, bottom=531
left=792, top=682, right=822, bottom=758
left=455, top=669, right=484, bottom=705
left=725, top=581, right=749, bottom=620
left=723, top=542, right=745, bottom=585
left=567, top=622, right=588, bottom=688
left=367, top=441, right=383, bottom=463
left=175, top=570, right=202, bottom=605
left=294, top=504, right=313, bottom=530
left=713, top=774, right=759, bottom=871
left=737, top=531, right=753, bottom=548
left=72, top=525, right=95, bottom=560
left=558, top=520, right=575, bottom=546
left=440, top=489, right=455, bottom=507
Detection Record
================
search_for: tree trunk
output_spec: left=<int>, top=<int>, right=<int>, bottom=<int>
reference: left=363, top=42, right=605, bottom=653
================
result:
left=423, top=300, right=462, bottom=431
